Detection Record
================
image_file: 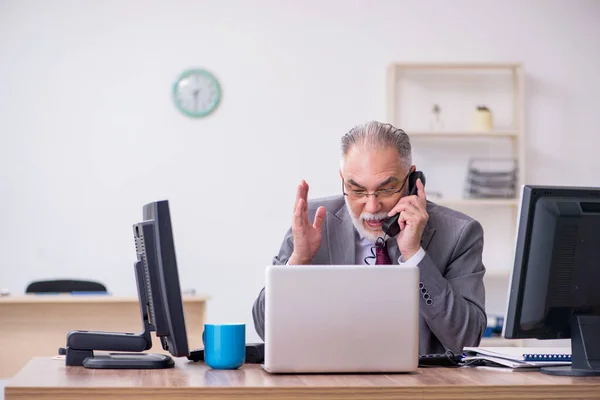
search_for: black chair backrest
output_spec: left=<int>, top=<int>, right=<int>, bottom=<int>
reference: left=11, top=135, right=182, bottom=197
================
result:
left=25, top=279, right=107, bottom=293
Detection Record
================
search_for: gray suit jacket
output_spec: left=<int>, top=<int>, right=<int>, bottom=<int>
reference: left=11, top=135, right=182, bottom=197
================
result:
left=252, top=195, right=487, bottom=355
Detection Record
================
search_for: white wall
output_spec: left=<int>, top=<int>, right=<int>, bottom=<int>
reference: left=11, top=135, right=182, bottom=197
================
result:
left=1, top=0, right=599, bottom=343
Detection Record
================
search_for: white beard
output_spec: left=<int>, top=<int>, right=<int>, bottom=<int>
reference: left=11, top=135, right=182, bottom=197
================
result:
left=344, top=197, right=388, bottom=243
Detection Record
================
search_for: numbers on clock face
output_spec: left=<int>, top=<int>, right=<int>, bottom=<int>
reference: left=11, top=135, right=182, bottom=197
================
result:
left=173, top=70, right=221, bottom=117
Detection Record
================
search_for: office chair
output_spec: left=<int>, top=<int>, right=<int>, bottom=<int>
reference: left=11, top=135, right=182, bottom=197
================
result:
left=25, top=279, right=107, bottom=293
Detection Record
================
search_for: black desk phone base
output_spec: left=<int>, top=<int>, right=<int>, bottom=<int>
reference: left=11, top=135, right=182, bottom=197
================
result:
left=188, top=343, right=265, bottom=363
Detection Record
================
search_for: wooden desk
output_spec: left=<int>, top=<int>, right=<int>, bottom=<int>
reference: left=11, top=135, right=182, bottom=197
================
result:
left=0, top=295, right=208, bottom=379
left=5, top=357, right=600, bottom=400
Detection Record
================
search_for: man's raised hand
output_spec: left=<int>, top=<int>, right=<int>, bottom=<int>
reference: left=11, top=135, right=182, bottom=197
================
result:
left=289, top=180, right=326, bottom=265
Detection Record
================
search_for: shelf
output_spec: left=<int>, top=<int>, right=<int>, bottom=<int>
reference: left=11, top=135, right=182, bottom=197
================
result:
left=409, top=130, right=519, bottom=138
left=432, top=198, right=519, bottom=207
left=391, top=62, right=522, bottom=70
left=485, top=269, right=512, bottom=278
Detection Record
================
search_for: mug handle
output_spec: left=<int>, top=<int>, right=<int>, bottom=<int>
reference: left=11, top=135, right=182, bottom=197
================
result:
left=202, top=330, right=206, bottom=346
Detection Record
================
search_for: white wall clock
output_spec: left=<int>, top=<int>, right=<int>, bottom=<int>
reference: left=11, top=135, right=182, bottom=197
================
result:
left=172, top=68, right=221, bottom=118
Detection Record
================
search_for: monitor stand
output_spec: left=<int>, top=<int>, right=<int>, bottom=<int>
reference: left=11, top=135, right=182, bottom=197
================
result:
left=541, top=314, right=600, bottom=376
left=60, top=260, right=174, bottom=369
left=82, top=353, right=173, bottom=369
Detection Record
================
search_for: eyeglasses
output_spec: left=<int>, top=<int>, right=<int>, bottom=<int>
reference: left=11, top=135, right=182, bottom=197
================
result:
left=342, top=171, right=411, bottom=202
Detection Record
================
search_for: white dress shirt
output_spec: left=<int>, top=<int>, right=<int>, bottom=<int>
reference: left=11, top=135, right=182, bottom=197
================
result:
left=356, top=233, right=425, bottom=266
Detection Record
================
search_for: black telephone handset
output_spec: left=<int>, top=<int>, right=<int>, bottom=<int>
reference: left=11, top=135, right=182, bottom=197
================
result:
left=381, top=171, right=426, bottom=237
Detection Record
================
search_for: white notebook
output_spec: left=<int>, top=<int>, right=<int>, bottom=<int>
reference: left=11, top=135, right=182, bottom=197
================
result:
left=462, top=347, right=572, bottom=369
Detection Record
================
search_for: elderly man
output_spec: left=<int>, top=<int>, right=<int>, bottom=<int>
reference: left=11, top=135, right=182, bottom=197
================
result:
left=252, top=121, right=487, bottom=355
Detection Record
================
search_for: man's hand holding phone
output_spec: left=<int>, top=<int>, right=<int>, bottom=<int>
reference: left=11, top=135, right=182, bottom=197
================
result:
left=387, top=178, right=429, bottom=261
left=288, top=180, right=326, bottom=265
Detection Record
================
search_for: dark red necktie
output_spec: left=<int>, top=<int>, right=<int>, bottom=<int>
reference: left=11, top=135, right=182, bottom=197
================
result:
left=375, top=242, right=392, bottom=265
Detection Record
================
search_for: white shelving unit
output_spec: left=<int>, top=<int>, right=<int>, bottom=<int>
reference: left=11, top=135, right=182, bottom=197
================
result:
left=386, top=62, right=525, bottom=317
left=408, top=130, right=520, bottom=138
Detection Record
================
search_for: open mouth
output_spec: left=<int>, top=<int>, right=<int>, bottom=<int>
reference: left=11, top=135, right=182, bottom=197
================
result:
left=364, top=219, right=384, bottom=229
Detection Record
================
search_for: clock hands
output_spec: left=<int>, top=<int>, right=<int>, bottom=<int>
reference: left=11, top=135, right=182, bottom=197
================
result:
left=192, top=88, right=200, bottom=112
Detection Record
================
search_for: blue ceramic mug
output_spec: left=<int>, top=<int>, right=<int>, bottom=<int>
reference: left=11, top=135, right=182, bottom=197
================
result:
left=203, top=323, right=245, bottom=369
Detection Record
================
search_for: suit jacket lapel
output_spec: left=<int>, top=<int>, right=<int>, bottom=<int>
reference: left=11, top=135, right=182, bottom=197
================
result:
left=420, top=222, right=436, bottom=250
left=420, top=201, right=437, bottom=250
left=386, top=239, right=401, bottom=265
left=327, top=206, right=356, bottom=265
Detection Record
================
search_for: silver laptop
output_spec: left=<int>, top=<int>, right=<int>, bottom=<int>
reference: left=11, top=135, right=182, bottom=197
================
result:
left=262, top=264, right=420, bottom=373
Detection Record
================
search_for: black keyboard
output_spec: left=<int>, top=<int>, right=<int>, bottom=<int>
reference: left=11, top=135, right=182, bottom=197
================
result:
left=418, top=352, right=462, bottom=367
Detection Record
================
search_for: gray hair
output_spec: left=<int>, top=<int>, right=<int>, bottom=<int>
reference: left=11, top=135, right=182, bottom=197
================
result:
left=340, top=121, right=412, bottom=170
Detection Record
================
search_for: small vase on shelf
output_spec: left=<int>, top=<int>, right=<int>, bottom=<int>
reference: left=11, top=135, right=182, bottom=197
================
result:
left=471, top=105, right=493, bottom=132
left=429, top=104, right=444, bottom=131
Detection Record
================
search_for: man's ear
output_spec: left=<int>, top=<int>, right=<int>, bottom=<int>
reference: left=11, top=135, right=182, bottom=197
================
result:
left=339, top=169, right=343, bottom=179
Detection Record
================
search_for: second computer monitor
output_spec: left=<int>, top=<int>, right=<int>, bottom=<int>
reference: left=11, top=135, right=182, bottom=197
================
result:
left=504, top=185, right=600, bottom=376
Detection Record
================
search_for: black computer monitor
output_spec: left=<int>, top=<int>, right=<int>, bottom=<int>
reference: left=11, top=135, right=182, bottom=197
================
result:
left=139, top=200, right=189, bottom=358
left=61, top=200, right=189, bottom=369
left=504, top=185, right=600, bottom=376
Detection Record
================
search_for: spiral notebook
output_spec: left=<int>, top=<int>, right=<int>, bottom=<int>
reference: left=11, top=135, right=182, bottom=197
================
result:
left=462, top=346, right=572, bottom=369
